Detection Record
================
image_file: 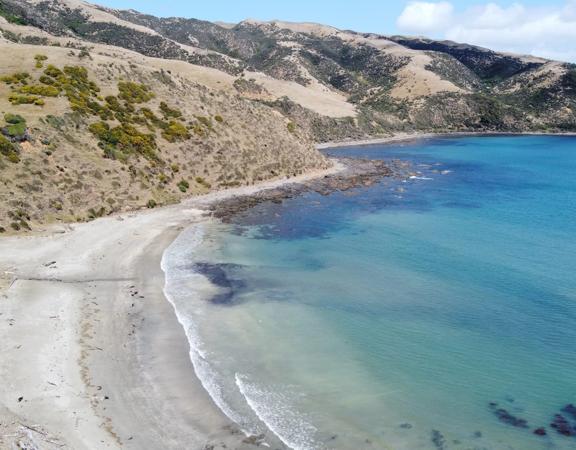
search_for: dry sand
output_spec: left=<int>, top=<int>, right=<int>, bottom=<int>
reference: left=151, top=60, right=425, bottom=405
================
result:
left=0, top=163, right=343, bottom=450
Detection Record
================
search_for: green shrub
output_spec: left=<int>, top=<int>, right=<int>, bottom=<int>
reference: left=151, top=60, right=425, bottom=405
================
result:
left=287, top=121, right=296, bottom=133
left=8, top=93, right=44, bottom=105
left=0, top=72, right=30, bottom=85
left=87, top=207, right=106, bottom=219
left=195, top=176, right=211, bottom=188
left=43, top=65, right=63, bottom=78
left=18, top=84, right=60, bottom=97
left=214, top=115, right=224, bottom=123
left=118, top=81, right=154, bottom=104
left=4, top=113, right=25, bottom=125
left=196, top=116, right=213, bottom=129
left=177, top=179, right=190, bottom=192
left=0, top=135, right=20, bottom=163
left=159, top=101, right=182, bottom=119
left=162, top=121, right=190, bottom=142
left=34, top=54, right=48, bottom=69
left=3, top=113, right=27, bottom=138
left=146, top=199, right=157, bottom=208
left=89, top=121, right=158, bottom=161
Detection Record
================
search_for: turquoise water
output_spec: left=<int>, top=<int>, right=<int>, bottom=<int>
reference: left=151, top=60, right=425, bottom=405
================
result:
left=163, top=136, right=576, bottom=449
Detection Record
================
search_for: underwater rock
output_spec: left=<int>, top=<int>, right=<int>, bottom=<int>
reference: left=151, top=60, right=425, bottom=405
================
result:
left=431, top=430, right=446, bottom=450
left=210, top=158, right=412, bottom=223
left=562, top=404, right=576, bottom=420
left=399, top=423, right=413, bottom=429
left=533, top=427, right=547, bottom=436
left=550, top=414, right=576, bottom=437
left=489, top=402, right=529, bottom=428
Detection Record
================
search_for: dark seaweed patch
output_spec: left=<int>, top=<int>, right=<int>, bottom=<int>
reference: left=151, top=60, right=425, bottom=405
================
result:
left=489, top=402, right=529, bottom=428
left=431, top=430, right=446, bottom=450
left=191, top=263, right=246, bottom=305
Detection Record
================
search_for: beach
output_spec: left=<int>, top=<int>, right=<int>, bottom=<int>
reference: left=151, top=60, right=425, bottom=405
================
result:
left=2, top=133, right=576, bottom=449
left=0, top=163, right=342, bottom=450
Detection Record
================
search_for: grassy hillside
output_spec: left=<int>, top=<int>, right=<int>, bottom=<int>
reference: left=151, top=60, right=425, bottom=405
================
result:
left=0, top=42, right=328, bottom=233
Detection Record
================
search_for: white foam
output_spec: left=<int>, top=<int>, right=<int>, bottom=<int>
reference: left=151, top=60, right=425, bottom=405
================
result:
left=161, top=224, right=323, bottom=449
left=235, top=374, right=322, bottom=450
left=161, top=225, right=256, bottom=432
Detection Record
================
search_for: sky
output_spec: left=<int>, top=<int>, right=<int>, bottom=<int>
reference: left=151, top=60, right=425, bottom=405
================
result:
left=95, top=0, right=576, bottom=62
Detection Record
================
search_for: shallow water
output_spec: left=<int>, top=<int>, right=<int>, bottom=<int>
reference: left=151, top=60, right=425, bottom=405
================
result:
left=163, top=136, right=576, bottom=449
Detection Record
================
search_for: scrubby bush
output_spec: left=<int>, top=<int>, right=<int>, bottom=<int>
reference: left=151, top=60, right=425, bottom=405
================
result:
left=214, top=115, right=224, bottom=123
left=177, top=179, right=190, bottom=192
left=196, top=116, right=213, bottom=129
left=8, top=94, right=44, bottom=105
left=34, top=54, right=48, bottom=69
left=159, top=101, right=182, bottom=119
left=195, top=176, right=211, bottom=188
left=162, top=120, right=190, bottom=142
left=87, top=207, right=106, bottom=219
left=43, top=65, right=63, bottom=78
left=118, top=81, right=154, bottom=103
left=287, top=121, right=297, bottom=133
left=0, top=72, right=30, bottom=85
left=18, top=84, right=60, bottom=97
left=146, top=199, right=157, bottom=208
left=0, top=135, right=20, bottom=163
left=89, top=121, right=158, bottom=161
left=3, top=113, right=27, bottom=139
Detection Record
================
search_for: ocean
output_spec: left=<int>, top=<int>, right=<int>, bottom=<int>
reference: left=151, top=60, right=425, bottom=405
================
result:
left=162, top=136, right=576, bottom=449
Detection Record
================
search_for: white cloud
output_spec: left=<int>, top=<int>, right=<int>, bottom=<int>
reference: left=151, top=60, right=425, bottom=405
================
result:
left=396, top=1, right=454, bottom=33
left=396, top=1, right=576, bottom=62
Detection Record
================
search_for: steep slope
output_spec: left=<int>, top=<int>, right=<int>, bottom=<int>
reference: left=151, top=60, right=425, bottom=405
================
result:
left=0, top=40, right=328, bottom=233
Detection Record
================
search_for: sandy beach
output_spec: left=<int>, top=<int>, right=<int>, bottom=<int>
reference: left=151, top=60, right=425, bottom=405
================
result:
left=0, top=163, right=342, bottom=450
left=1, top=129, right=573, bottom=449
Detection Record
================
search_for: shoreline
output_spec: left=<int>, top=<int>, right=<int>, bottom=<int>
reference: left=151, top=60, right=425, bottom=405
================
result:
left=2, top=130, right=574, bottom=449
left=0, top=162, right=342, bottom=450
left=316, top=130, right=576, bottom=149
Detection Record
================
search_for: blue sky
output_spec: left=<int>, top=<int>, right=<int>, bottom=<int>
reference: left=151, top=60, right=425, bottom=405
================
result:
left=95, top=1, right=576, bottom=61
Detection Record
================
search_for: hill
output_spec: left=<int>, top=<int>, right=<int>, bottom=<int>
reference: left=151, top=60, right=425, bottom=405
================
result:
left=0, top=0, right=575, bottom=232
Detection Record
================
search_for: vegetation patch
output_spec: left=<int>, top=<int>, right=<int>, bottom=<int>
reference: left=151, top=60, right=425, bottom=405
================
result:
left=34, top=54, right=48, bottom=69
left=8, top=93, right=44, bottom=105
left=18, top=84, right=60, bottom=97
left=1, top=58, right=194, bottom=164
left=0, top=4, right=27, bottom=25
left=162, top=120, right=190, bottom=142
left=118, top=81, right=154, bottom=103
left=195, top=176, right=211, bottom=189
left=89, top=121, right=158, bottom=162
left=1, top=72, right=30, bottom=85
left=0, top=134, right=20, bottom=163
left=159, top=101, right=182, bottom=119
left=177, top=179, right=189, bottom=192
left=3, top=113, right=27, bottom=139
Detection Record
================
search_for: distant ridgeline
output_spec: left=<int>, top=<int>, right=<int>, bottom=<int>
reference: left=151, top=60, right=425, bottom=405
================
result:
left=1, top=0, right=575, bottom=139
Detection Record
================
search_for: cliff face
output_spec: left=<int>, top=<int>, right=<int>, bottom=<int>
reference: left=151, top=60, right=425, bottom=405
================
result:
left=1, top=0, right=575, bottom=232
